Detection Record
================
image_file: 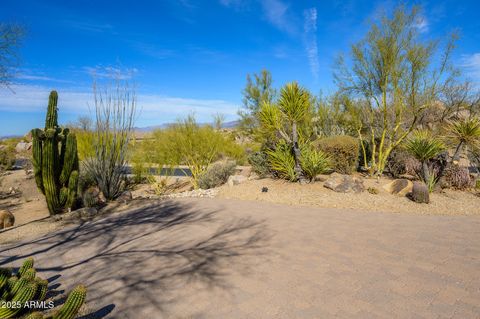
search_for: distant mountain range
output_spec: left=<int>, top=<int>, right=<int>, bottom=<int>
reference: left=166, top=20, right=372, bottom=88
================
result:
left=0, top=135, right=22, bottom=141
left=134, top=120, right=240, bottom=132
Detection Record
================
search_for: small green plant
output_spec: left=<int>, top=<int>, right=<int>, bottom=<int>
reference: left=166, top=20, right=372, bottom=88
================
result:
left=266, top=141, right=297, bottom=181
left=0, top=146, right=15, bottom=171
left=31, top=91, right=79, bottom=215
left=404, top=130, right=446, bottom=192
left=248, top=151, right=271, bottom=178
left=0, top=258, right=86, bottom=319
left=147, top=175, right=169, bottom=195
left=299, top=144, right=330, bottom=182
left=198, top=160, right=236, bottom=189
left=475, top=179, right=480, bottom=190
left=367, top=187, right=379, bottom=195
left=314, top=135, right=359, bottom=174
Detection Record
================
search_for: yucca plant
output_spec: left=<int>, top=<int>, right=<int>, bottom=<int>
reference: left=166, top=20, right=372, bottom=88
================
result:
left=266, top=141, right=297, bottom=181
left=447, top=117, right=480, bottom=163
left=259, top=82, right=313, bottom=183
left=300, top=144, right=331, bottom=182
left=405, top=130, right=446, bottom=191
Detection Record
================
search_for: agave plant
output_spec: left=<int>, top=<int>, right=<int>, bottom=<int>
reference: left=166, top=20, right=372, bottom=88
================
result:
left=405, top=130, right=446, bottom=191
left=447, top=117, right=480, bottom=162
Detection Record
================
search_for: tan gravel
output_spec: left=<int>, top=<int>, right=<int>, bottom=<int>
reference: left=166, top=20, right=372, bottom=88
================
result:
left=217, top=177, right=480, bottom=216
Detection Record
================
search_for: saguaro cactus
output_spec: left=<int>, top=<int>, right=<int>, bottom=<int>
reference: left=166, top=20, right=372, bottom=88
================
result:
left=31, top=91, right=79, bottom=215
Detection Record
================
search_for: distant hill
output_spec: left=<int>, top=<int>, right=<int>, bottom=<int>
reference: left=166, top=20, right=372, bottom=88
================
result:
left=0, top=135, right=22, bottom=141
left=134, top=120, right=239, bottom=133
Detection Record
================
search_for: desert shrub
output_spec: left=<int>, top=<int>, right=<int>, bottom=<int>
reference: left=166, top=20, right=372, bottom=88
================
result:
left=367, top=187, right=379, bottom=194
left=299, top=144, right=330, bottom=182
left=266, top=141, right=297, bottom=181
left=137, top=115, right=245, bottom=189
left=386, top=147, right=420, bottom=178
left=443, top=165, right=472, bottom=190
left=314, top=135, right=359, bottom=174
left=248, top=151, right=271, bottom=177
left=198, top=160, right=236, bottom=189
left=0, top=146, right=15, bottom=170
left=476, top=179, right=480, bottom=190
left=75, top=130, right=95, bottom=161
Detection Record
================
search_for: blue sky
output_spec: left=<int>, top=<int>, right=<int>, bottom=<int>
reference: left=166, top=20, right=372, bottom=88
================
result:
left=1, top=0, right=479, bottom=135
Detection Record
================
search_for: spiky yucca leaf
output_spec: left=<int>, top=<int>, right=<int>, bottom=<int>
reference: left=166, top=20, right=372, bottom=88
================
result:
left=278, top=82, right=311, bottom=123
left=266, top=142, right=297, bottom=181
left=405, top=130, right=446, bottom=162
left=447, top=117, right=480, bottom=148
left=300, top=145, right=331, bottom=182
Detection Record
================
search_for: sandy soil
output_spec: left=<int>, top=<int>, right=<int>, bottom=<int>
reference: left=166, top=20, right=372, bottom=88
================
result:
left=2, top=168, right=480, bottom=245
left=217, top=176, right=480, bottom=215
left=1, top=198, right=478, bottom=318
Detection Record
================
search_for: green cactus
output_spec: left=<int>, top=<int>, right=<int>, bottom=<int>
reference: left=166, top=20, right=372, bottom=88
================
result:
left=52, top=285, right=87, bottom=319
left=31, top=91, right=80, bottom=215
left=18, top=257, right=34, bottom=277
left=25, top=312, right=45, bottom=319
left=0, top=258, right=86, bottom=319
left=0, top=282, right=38, bottom=318
left=22, top=268, right=36, bottom=281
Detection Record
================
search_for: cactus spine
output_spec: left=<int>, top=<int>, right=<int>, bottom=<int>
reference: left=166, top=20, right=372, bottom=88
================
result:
left=31, top=91, right=79, bottom=215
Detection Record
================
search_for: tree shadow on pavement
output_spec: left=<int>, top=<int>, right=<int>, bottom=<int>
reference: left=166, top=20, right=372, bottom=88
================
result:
left=0, top=199, right=270, bottom=317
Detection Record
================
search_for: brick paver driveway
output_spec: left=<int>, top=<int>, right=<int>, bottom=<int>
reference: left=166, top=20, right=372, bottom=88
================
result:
left=1, top=198, right=479, bottom=318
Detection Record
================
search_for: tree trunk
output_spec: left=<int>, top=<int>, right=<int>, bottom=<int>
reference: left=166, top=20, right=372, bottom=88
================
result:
left=291, top=122, right=306, bottom=183
left=421, top=161, right=430, bottom=185
left=451, top=141, right=463, bottom=164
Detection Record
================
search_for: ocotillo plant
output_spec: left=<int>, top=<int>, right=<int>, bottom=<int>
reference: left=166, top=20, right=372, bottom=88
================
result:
left=31, top=91, right=79, bottom=215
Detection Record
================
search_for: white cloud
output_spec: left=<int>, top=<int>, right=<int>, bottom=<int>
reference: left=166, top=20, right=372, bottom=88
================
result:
left=83, top=66, right=139, bottom=80
left=0, top=84, right=239, bottom=125
left=461, top=53, right=480, bottom=81
left=303, top=8, right=319, bottom=79
left=259, top=0, right=296, bottom=34
left=414, top=15, right=429, bottom=33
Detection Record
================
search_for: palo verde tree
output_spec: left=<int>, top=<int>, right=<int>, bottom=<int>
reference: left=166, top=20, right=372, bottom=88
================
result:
left=238, top=69, right=276, bottom=136
left=259, top=82, right=314, bottom=183
left=335, top=5, right=457, bottom=175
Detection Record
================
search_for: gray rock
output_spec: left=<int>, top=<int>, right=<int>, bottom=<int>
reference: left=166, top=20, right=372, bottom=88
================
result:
left=60, top=207, right=98, bottom=222
left=411, top=181, right=429, bottom=204
left=227, top=175, right=248, bottom=186
left=116, top=191, right=133, bottom=203
left=15, top=142, right=32, bottom=153
left=323, top=173, right=365, bottom=193
left=382, top=179, right=413, bottom=196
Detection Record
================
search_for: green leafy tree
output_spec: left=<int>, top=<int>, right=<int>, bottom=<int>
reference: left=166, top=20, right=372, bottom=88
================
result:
left=336, top=5, right=457, bottom=175
left=238, top=69, right=276, bottom=135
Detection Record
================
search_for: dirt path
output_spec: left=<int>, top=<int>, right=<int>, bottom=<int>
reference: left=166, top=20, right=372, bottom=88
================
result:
left=0, top=198, right=479, bottom=318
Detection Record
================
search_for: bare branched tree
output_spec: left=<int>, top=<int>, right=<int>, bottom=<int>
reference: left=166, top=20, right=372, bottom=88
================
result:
left=84, top=75, right=137, bottom=200
left=0, top=23, right=25, bottom=88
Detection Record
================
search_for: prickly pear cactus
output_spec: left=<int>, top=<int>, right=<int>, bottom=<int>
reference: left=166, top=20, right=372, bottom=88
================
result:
left=0, top=258, right=86, bottom=319
left=31, top=91, right=79, bottom=215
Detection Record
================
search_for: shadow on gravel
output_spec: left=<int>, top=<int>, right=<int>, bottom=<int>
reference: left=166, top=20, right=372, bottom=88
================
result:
left=0, top=199, right=270, bottom=317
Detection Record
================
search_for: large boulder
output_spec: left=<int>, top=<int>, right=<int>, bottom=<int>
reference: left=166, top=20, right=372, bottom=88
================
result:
left=227, top=175, right=247, bottom=187
left=323, top=173, right=365, bottom=193
left=382, top=179, right=413, bottom=196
